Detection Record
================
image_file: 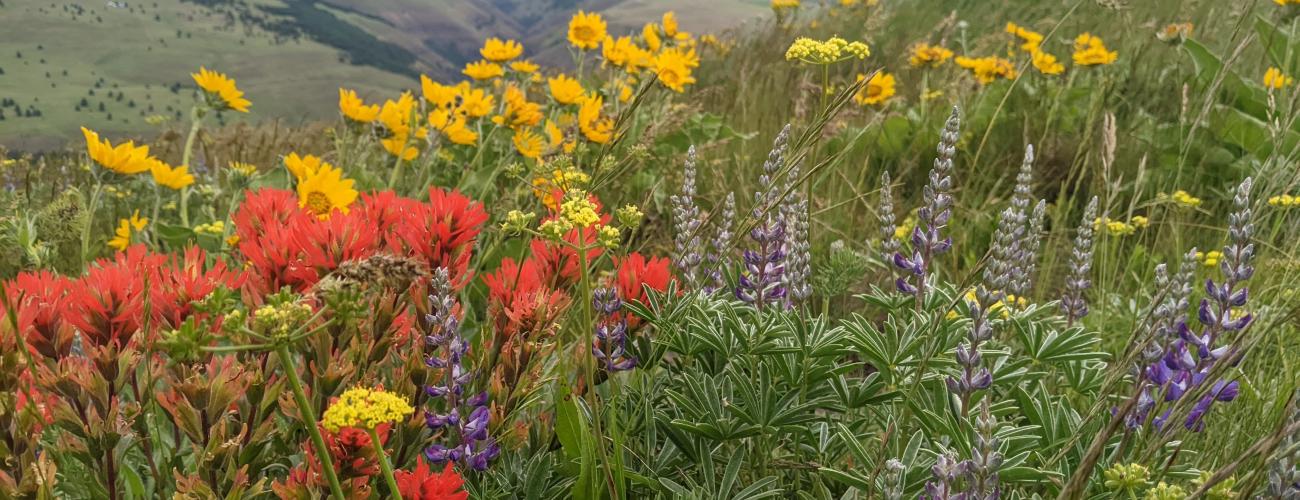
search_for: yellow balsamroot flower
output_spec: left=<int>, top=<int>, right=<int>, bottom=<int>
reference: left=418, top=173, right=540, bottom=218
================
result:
left=494, top=85, right=543, bottom=129
left=1278, top=0, right=1300, bottom=5
left=772, top=0, right=800, bottom=10
left=1005, top=22, right=1044, bottom=51
left=1196, top=250, right=1224, bottom=267
left=513, top=128, right=546, bottom=159
left=191, top=67, right=250, bottom=113
left=229, top=161, right=257, bottom=177
left=1264, top=67, right=1294, bottom=89
left=321, top=387, right=414, bottom=432
left=457, top=87, right=495, bottom=118
left=909, top=43, right=953, bottom=67
left=577, top=94, right=614, bottom=144
left=549, top=74, right=585, bottom=105
left=853, top=72, right=896, bottom=106
left=149, top=160, right=194, bottom=190
left=297, top=163, right=358, bottom=219
left=107, top=210, right=149, bottom=251
left=509, top=60, right=539, bottom=73
left=1030, top=49, right=1065, bottom=75
left=284, top=152, right=328, bottom=181
left=662, top=11, right=681, bottom=37
left=1268, top=194, right=1299, bottom=207
left=382, top=136, right=420, bottom=161
left=643, top=23, right=663, bottom=53
left=338, top=88, right=379, bottom=123
left=420, top=75, right=459, bottom=109
left=603, top=35, right=637, bottom=68
left=785, top=36, right=870, bottom=65
left=1072, top=33, right=1118, bottom=66
left=560, top=192, right=602, bottom=228
left=378, top=92, right=418, bottom=137
left=955, top=56, right=1017, bottom=84
left=463, top=60, right=504, bottom=81
left=81, top=127, right=152, bottom=175
left=568, top=11, right=607, bottom=50
left=481, top=37, right=524, bottom=62
left=654, top=47, right=698, bottom=93
left=429, top=110, right=478, bottom=146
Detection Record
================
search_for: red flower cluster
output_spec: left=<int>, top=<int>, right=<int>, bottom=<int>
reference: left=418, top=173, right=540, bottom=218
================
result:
left=394, top=459, right=469, bottom=500
left=4, top=245, right=245, bottom=356
left=272, top=424, right=392, bottom=499
left=613, top=253, right=673, bottom=327
left=233, top=187, right=488, bottom=295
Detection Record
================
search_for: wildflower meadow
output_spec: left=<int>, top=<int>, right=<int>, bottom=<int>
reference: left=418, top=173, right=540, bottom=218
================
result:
left=3, top=0, right=1300, bottom=498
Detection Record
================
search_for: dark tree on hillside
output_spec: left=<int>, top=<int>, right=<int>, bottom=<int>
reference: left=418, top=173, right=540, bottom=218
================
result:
left=14, top=51, right=21, bottom=59
left=98, top=102, right=105, bottom=112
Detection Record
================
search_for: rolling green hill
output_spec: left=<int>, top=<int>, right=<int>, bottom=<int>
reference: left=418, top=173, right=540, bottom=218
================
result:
left=0, top=0, right=769, bottom=150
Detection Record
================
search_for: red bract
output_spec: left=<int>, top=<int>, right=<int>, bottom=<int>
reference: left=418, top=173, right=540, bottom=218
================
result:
left=288, top=210, right=382, bottom=286
left=615, top=252, right=673, bottom=327
left=63, top=245, right=163, bottom=348
left=390, top=187, right=488, bottom=290
left=482, top=257, right=570, bottom=340
left=6, top=270, right=74, bottom=358
left=150, top=247, right=246, bottom=330
left=394, top=459, right=470, bottom=500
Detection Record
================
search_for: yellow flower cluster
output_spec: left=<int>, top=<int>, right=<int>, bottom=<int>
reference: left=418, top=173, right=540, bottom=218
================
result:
left=955, top=56, right=1017, bottom=84
left=532, top=166, right=591, bottom=209
left=771, top=0, right=800, bottom=10
left=909, top=43, right=954, bottom=67
left=560, top=193, right=602, bottom=228
left=949, top=290, right=1028, bottom=320
left=284, top=153, right=359, bottom=219
left=338, top=89, right=380, bottom=123
left=1006, top=21, right=1064, bottom=75
left=1264, top=67, right=1294, bottom=90
left=82, top=127, right=151, bottom=175
left=107, top=210, right=148, bottom=251
left=1278, top=0, right=1300, bottom=5
left=321, top=387, right=415, bottom=432
left=1158, top=190, right=1202, bottom=208
left=1093, top=215, right=1148, bottom=236
left=785, top=36, right=871, bottom=65
left=194, top=220, right=225, bottom=236
left=854, top=72, right=896, bottom=106
left=1268, top=194, right=1300, bottom=207
left=229, top=161, right=258, bottom=177
left=192, top=67, right=251, bottom=113
left=1005, top=22, right=1043, bottom=51
left=1196, top=250, right=1224, bottom=268
left=1072, top=33, right=1118, bottom=66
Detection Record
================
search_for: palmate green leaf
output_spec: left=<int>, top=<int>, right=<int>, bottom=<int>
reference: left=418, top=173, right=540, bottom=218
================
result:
left=1010, top=317, right=1106, bottom=366
left=818, top=467, right=873, bottom=491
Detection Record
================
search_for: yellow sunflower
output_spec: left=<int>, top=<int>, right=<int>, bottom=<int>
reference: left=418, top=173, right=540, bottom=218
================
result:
left=549, top=74, right=585, bottom=105
left=338, top=88, right=379, bottom=123
left=509, top=60, right=539, bottom=73
left=463, top=60, right=504, bottom=81
left=568, top=11, right=607, bottom=50
left=284, top=152, right=327, bottom=181
left=149, top=160, right=195, bottom=190
left=654, top=48, right=698, bottom=93
left=513, top=128, right=546, bottom=159
left=296, top=164, right=358, bottom=219
left=481, top=37, right=524, bottom=62
left=191, top=67, right=251, bottom=112
left=82, top=127, right=152, bottom=175
left=854, top=72, right=896, bottom=106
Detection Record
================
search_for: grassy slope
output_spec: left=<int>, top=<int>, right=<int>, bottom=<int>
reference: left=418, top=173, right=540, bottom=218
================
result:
left=0, top=0, right=415, bottom=150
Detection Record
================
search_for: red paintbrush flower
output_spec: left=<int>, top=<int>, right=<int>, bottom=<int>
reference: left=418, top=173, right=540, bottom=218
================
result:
left=288, top=210, right=382, bottom=286
left=6, top=270, right=74, bottom=358
left=150, top=247, right=247, bottom=330
left=390, top=187, right=488, bottom=290
left=394, top=459, right=469, bottom=500
left=614, top=252, right=673, bottom=327
left=63, top=245, right=163, bottom=348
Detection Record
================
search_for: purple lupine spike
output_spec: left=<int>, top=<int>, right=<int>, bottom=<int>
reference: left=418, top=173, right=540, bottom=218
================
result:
left=782, top=162, right=812, bottom=304
left=877, top=171, right=901, bottom=276
left=704, top=192, right=736, bottom=294
left=736, top=125, right=791, bottom=310
left=672, top=146, right=705, bottom=289
left=1061, top=197, right=1098, bottom=325
left=923, top=452, right=966, bottom=500
left=896, top=107, right=961, bottom=301
left=421, top=267, right=498, bottom=471
left=592, top=287, right=637, bottom=372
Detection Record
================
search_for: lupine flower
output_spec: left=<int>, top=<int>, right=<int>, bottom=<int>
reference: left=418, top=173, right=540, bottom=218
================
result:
left=895, top=107, right=960, bottom=298
left=882, top=459, right=905, bottom=500
left=705, top=192, right=736, bottom=293
left=1061, top=197, right=1098, bottom=324
left=965, top=399, right=1003, bottom=499
left=671, top=146, right=704, bottom=288
left=1266, top=390, right=1300, bottom=499
left=736, top=125, right=791, bottom=310
left=1015, top=199, right=1047, bottom=296
left=877, top=171, right=900, bottom=270
left=422, top=268, right=499, bottom=471
left=592, top=288, right=636, bottom=372
left=923, top=452, right=965, bottom=500
left=781, top=163, right=812, bottom=303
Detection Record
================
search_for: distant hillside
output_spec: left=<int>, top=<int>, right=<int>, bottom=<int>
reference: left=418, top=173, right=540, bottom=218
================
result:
left=0, top=0, right=769, bottom=150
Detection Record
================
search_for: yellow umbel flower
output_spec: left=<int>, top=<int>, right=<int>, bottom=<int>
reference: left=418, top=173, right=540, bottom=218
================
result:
left=1160, top=190, right=1202, bottom=208
left=1196, top=250, right=1224, bottom=267
left=1145, top=482, right=1187, bottom=500
left=1103, top=463, right=1150, bottom=494
left=598, top=225, right=621, bottom=249
left=107, top=210, right=149, bottom=251
left=1072, top=33, right=1118, bottom=66
left=82, top=127, right=152, bottom=175
left=1005, top=22, right=1044, bottom=51
left=1265, top=67, right=1294, bottom=89
left=191, top=67, right=250, bottom=113
left=560, top=192, right=601, bottom=228
left=854, top=72, right=896, bottom=106
left=1030, top=49, right=1065, bottom=75
left=509, top=60, right=539, bottom=73
left=549, top=74, right=585, bottom=105
left=149, top=160, right=194, bottom=190
left=955, top=56, right=1017, bottom=84
left=481, top=37, right=524, bottom=62
left=194, top=220, right=225, bottom=236
left=568, top=11, right=607, bottom=50
left=463, top=60, right=504, bottom=81
left=785, top=36, right=870, bottom=65
left=909, top=43, right=953, bottom=67
left=297, top=163, right=358, bottom=219
left=284, top=152, right=327, bottom=182
left=338, top=88, right=379, bottom=123
left=513, top=128, right=546, bottom=159
left=654, top=48, right=698, bottom=93
left=1269, top=194, right=1299, bottom=207
left=321, top=387, right=414, bottom=432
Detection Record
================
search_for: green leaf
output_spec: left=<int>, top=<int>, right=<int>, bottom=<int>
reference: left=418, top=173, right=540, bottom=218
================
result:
left=555, top=387, right=598, bottom=500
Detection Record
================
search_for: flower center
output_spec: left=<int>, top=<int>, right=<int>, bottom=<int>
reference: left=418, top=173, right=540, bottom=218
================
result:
left=304, top=191, right=333, bottom=216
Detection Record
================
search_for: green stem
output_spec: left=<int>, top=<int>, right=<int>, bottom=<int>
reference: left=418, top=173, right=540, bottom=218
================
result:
left=275, top=345, right=346, bottom=500
left=367, top=427, right=403, bottom=500
left=575, top=233, right=618, bottom=499
left=80, top=180, right=104, bottom=264
left=180, top=107, right=204, bottom=227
